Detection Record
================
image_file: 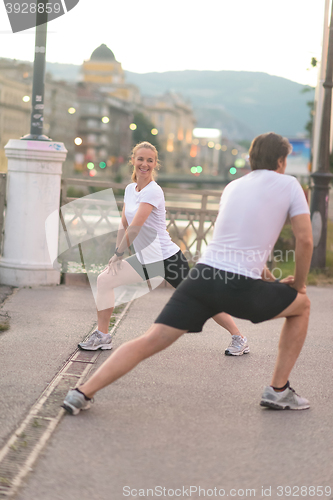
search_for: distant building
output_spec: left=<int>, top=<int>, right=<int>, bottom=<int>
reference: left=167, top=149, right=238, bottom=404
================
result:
left=190, top=127, right=249, bottom=179
left=82, top=44, right=140, bottom=104
left=75, top=83, right=133, bottom=178
left=142, top=92, right=196, bottom=173
left=43, top=77, right=78, bottom=177
left=191, top=128, right=222, bottom=175
left=0, top=58, right=78, bottom=176
left=0, top=64, right=31, bottom=171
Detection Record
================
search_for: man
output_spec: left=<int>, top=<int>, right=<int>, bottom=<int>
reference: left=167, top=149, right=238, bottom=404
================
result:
left=63, top=132, right=312, bottom=414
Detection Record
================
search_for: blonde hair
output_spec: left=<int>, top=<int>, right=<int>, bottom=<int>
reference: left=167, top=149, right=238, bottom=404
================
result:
left=130, top=142, right=160, bottom=183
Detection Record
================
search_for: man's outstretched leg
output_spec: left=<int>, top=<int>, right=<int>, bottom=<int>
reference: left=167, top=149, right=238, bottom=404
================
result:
left=260, top=292, right=311, bottom=410
left=63, top=324, right=186, bottom=415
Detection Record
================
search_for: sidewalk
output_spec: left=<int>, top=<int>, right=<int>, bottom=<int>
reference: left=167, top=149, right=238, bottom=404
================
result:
left=0, top=283, right=333, bottom=500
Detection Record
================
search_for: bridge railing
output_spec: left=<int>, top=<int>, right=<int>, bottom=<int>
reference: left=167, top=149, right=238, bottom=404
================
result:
left=60, top=177, right=223, bottom=265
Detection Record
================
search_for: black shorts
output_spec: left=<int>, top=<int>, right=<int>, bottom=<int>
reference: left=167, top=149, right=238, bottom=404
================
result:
left=126, top=250, right=190, bottom=289
left=155, top=264, right=298, bottom=332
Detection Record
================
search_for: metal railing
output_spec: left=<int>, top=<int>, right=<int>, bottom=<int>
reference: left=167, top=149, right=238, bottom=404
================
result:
left=61, top=177, right=223, bottom=263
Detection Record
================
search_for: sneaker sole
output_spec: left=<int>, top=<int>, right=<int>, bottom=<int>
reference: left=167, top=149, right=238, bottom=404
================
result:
left=78, top=344, right=113, bottom=351
left=225, top=348, right=250, bottom=356
left=62, top=402, right=80, bottom=415
left=62, top=401, right=91, bottom=415
left=260, top=400, right=310, bottom=410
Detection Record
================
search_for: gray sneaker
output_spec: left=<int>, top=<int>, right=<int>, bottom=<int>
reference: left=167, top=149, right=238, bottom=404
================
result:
left=78, top=330, right=112, bottom=351
left=260, top=385, right=310, bottom=410
left=62, top=389, right=92, bottom=415
left=225, top=335, right=249, bottom=356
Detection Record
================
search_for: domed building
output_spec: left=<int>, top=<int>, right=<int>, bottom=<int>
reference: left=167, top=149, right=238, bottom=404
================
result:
left=91, top=44, right=116, bottom=61
left=82, top=44, right=140, bottom=103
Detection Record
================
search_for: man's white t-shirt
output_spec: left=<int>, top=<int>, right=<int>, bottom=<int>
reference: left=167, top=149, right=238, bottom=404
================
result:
left=199, top=170, right=310, bottom=279
left=124, top=181, right=179, bottom=264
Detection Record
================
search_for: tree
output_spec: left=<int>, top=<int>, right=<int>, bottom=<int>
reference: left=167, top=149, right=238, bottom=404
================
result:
left=132, top=112, right=160, bottom=150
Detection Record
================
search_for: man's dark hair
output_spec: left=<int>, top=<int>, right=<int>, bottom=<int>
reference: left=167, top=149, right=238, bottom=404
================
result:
left=249, top=132, right=292, bottom=171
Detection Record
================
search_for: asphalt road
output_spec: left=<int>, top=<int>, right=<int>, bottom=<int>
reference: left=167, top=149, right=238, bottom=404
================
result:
left=0, top=284, right=332, bottom=500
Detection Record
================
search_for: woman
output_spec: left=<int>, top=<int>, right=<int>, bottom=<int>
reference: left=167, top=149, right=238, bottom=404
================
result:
left=78, top=141, right=248, bottom=357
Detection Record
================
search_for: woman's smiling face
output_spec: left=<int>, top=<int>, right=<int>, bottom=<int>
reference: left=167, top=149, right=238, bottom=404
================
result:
left=132, top=147, right=157, bottom=182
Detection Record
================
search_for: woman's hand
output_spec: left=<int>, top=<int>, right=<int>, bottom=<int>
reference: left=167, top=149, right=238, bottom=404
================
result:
left=106, top=254, right=123, bottom=275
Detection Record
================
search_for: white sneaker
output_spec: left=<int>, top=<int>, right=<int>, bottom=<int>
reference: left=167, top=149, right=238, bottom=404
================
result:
left=225, top=335, right=249, bottom=356
left=62, top=389, right=92, bottom=415
left=78, top=330, right=112, bottom=351
left=260, top=385, right=310, bottom=410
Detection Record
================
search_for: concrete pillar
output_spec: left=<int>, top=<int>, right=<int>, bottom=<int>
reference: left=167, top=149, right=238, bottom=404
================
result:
left=0, top=139, right=67, bottom=286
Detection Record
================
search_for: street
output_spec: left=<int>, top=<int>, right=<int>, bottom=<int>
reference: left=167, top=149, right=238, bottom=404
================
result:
left=0, top=284, right=332, bottom=499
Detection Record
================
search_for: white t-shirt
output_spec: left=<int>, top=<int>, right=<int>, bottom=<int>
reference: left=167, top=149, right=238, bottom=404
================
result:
left=124, top=181, right=179, bottom=264
left=199, top=170, right=310, bottom=279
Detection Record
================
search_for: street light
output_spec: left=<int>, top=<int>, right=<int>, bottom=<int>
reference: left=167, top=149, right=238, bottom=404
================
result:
left=21, top=0, right=50, bottom=141
left=310, top=0, right=333, bottom=268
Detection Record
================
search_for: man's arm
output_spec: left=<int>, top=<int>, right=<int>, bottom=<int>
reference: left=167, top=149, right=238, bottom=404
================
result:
left=290, top=213, right=313, bottom=292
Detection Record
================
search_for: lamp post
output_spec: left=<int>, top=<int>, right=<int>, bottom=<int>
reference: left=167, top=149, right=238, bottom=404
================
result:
left=310, top=0, right=333, bottom=269
left=0, top=1, right=69, bottom=286
left=22, top=0, right=50, bottom=141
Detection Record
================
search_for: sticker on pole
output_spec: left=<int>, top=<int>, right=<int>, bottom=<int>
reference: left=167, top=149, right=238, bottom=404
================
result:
left=4, top=0, right=80, bottom=33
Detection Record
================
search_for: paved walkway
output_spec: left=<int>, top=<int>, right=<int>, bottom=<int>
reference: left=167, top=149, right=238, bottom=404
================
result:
left=0, top=284, right=332, bottom=500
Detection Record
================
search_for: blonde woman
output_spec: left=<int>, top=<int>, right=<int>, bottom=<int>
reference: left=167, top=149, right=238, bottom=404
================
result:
left=77, top=142, right=248, bottom=357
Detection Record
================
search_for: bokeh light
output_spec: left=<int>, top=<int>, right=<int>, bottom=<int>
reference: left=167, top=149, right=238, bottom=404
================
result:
left=129, top=123, right=137, bottom=130
left=22, top=95, right=30, bottom=102
left=74, top=137, right=83, bottom=145
left=151, top=128, right=158, bottom=135
left=191, top=166, right=202, bottom=174
left=102, top=116, right=109, bottom=123
left=87, top=162, right=94, bottom=170
left=68, top=107, right=76, bottom=114
left=234, top=158, right=246, bottom=168
left=229, top=167, right=237, bottom=175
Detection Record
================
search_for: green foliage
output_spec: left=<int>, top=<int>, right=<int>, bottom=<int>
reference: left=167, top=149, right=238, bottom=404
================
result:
left=274, top=224, right=295, bottom=252
left=132, top=112, right=159, bottom=150
left=66, top=186, right=85, bottom=199
left=276, top=221, right=333, bottom=285
left=88, top=186, right=108, bottom=194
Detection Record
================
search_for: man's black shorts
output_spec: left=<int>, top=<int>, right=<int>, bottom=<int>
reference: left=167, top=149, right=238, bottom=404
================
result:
left=154, top=264, right=298, bottom=332
left=126, top=250, right=190, bottom=289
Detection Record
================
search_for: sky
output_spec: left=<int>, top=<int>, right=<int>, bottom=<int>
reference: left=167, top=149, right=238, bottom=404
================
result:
left=0, top=0, right=328, bottom=86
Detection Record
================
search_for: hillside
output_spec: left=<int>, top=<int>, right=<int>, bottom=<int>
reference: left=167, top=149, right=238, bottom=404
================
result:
left=125, top=70, right=314, bottom=140
left=46, top=63, right=314, bottom=141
